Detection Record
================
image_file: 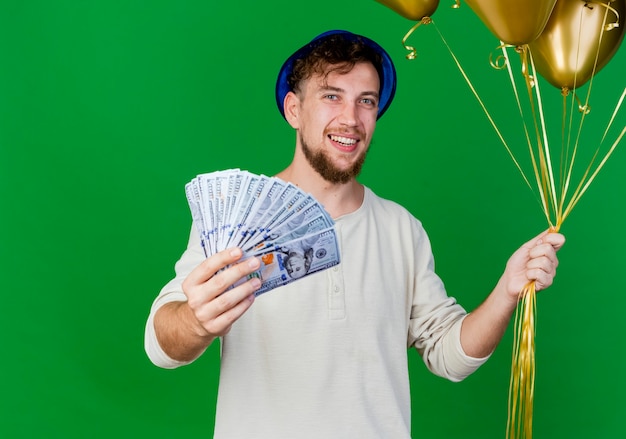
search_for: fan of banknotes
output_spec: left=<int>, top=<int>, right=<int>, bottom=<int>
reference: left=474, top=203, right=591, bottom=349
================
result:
left=185, top=169, right=341, bottom=296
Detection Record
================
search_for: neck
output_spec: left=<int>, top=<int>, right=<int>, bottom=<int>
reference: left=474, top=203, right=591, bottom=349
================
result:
left=275, top=163, right=364, bottom=219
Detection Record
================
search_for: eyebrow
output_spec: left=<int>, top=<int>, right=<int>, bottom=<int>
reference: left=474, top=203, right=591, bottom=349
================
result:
left=318, top=85, right=380, bottom=100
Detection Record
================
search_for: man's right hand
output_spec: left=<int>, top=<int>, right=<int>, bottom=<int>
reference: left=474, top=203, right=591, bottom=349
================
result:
left=182, top=247, right=261, bottom=337
left=153, top=247, right=261, bottom=362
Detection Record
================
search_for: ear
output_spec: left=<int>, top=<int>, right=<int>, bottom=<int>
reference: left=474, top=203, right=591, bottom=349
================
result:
left=283, top=91, right=301, bottom=129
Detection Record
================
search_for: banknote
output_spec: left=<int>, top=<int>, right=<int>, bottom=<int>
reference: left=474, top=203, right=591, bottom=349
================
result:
left=230, top=175, right=271, bottom=247
left=184, top=169, right=341, bottom=295
left=236, top=227, right=341, bottom=295
left=243, top=206, right=334, bottom=254
left=185, top=178, right=207, bottom=255
left=235, top=178, right=288, bottom=248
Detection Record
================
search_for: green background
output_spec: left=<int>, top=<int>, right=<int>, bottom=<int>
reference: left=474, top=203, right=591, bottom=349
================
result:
left=1, top=1, right=624, bottom=438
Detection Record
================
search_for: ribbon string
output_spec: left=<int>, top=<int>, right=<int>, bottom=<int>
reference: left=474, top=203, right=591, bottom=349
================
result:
left=401, top=17, right=433, bottom=60
left=402, top=9, right=625, bottom=439
left=402, top=1, right=461, bottom=60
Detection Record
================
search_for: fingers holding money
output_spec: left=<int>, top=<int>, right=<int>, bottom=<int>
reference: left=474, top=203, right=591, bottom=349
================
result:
left=183, top=247, right=261, bottom=337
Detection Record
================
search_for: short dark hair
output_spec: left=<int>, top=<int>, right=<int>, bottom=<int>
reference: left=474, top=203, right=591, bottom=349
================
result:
left=286, top=33, right=384, bottom=95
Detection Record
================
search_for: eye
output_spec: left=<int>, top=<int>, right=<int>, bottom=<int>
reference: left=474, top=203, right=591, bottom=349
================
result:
left=360, top=98, right=377, bottom=106
left=324, top=94, right=338, bottom=101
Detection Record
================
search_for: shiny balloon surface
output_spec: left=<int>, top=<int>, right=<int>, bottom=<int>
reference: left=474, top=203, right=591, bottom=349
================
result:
left=464, top=0, right=558, bottom=45
left=530, top=0, right=626, bottom=89
left=375, top=0, right=440, bottom=20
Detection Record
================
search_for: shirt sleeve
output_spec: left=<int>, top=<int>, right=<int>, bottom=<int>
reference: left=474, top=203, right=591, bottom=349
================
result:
left=144, top=226, right=207, bottom=369
left=407, top=220, right=490, bottom=382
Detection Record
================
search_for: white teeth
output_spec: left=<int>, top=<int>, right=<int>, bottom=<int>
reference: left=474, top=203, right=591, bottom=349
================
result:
left=330, top=135, right=357, bottom=146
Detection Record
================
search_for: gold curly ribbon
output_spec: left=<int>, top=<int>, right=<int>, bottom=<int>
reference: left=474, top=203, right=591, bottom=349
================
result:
left=489, top=44, right=510, bottom=70
left=402, top=16, right=433, bottom=60
left=402, top=1, right=461, bottom=60
left=586, top=0, right=621, bottom=31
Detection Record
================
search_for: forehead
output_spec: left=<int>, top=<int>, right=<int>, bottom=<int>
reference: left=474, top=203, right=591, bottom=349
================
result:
left=306, top=62, right=380, bottom=92
left=286, top=254, right=305, bottom=263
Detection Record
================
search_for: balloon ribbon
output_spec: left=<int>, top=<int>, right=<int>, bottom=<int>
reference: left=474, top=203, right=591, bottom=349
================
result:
left=421, top=8, right=625, bottom=439
left=401, top=1, right=460, bottom=60
left=402, top=17, right=433, bottom=60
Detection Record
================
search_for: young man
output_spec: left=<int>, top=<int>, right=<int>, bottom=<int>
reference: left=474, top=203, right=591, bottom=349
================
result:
left=145, top=30, right=565, bottom=438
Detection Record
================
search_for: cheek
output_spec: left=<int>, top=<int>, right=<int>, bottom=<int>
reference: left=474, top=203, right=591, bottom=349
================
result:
left=363, top=118, right=377, bottom=140
left=301, top=117, right=328, bottom=140
left=358, top=109, right=377, bottom=127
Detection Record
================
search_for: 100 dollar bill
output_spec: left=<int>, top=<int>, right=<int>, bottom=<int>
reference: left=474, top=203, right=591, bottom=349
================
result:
left=235, top=228, right=340, bottom=296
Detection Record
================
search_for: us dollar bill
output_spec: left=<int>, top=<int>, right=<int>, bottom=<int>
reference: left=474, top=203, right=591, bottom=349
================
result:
left=235, top=227, right=341, bottom=295
left=184, top=170, right=340, bottom=295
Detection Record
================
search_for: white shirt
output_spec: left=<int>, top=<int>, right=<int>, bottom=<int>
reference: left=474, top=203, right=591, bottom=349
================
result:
left=145, top=186, right=488, bottom=438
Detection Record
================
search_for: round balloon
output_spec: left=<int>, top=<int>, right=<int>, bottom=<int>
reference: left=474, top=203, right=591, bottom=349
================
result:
left=529, top=0, right=626, bottom=90
left=375, top=0, right=440, bottom=20
left=464, top=0, right=558, bottom=45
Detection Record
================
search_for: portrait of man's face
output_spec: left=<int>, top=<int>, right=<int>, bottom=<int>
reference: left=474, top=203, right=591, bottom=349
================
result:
left=284, top=248, right=314, bottom=279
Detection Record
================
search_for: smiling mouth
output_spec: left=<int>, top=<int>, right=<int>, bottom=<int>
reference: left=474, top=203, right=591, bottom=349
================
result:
left=329, top=135, right=357, bottom=147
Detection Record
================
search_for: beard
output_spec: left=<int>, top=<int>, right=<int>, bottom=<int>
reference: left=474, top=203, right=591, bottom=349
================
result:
left=300, top=133, right=368, bottom=184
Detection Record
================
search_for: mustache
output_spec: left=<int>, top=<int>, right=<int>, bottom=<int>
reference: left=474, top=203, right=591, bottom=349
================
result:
left=323, top=127, right=366, bottom=138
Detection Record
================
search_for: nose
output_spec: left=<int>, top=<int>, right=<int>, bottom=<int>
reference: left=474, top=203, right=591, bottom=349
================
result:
left=338, top=102, right=358, bottom=127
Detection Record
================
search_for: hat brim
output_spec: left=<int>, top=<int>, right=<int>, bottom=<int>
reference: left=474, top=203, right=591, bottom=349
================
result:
left=275, top=30, right=397, bottom=120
